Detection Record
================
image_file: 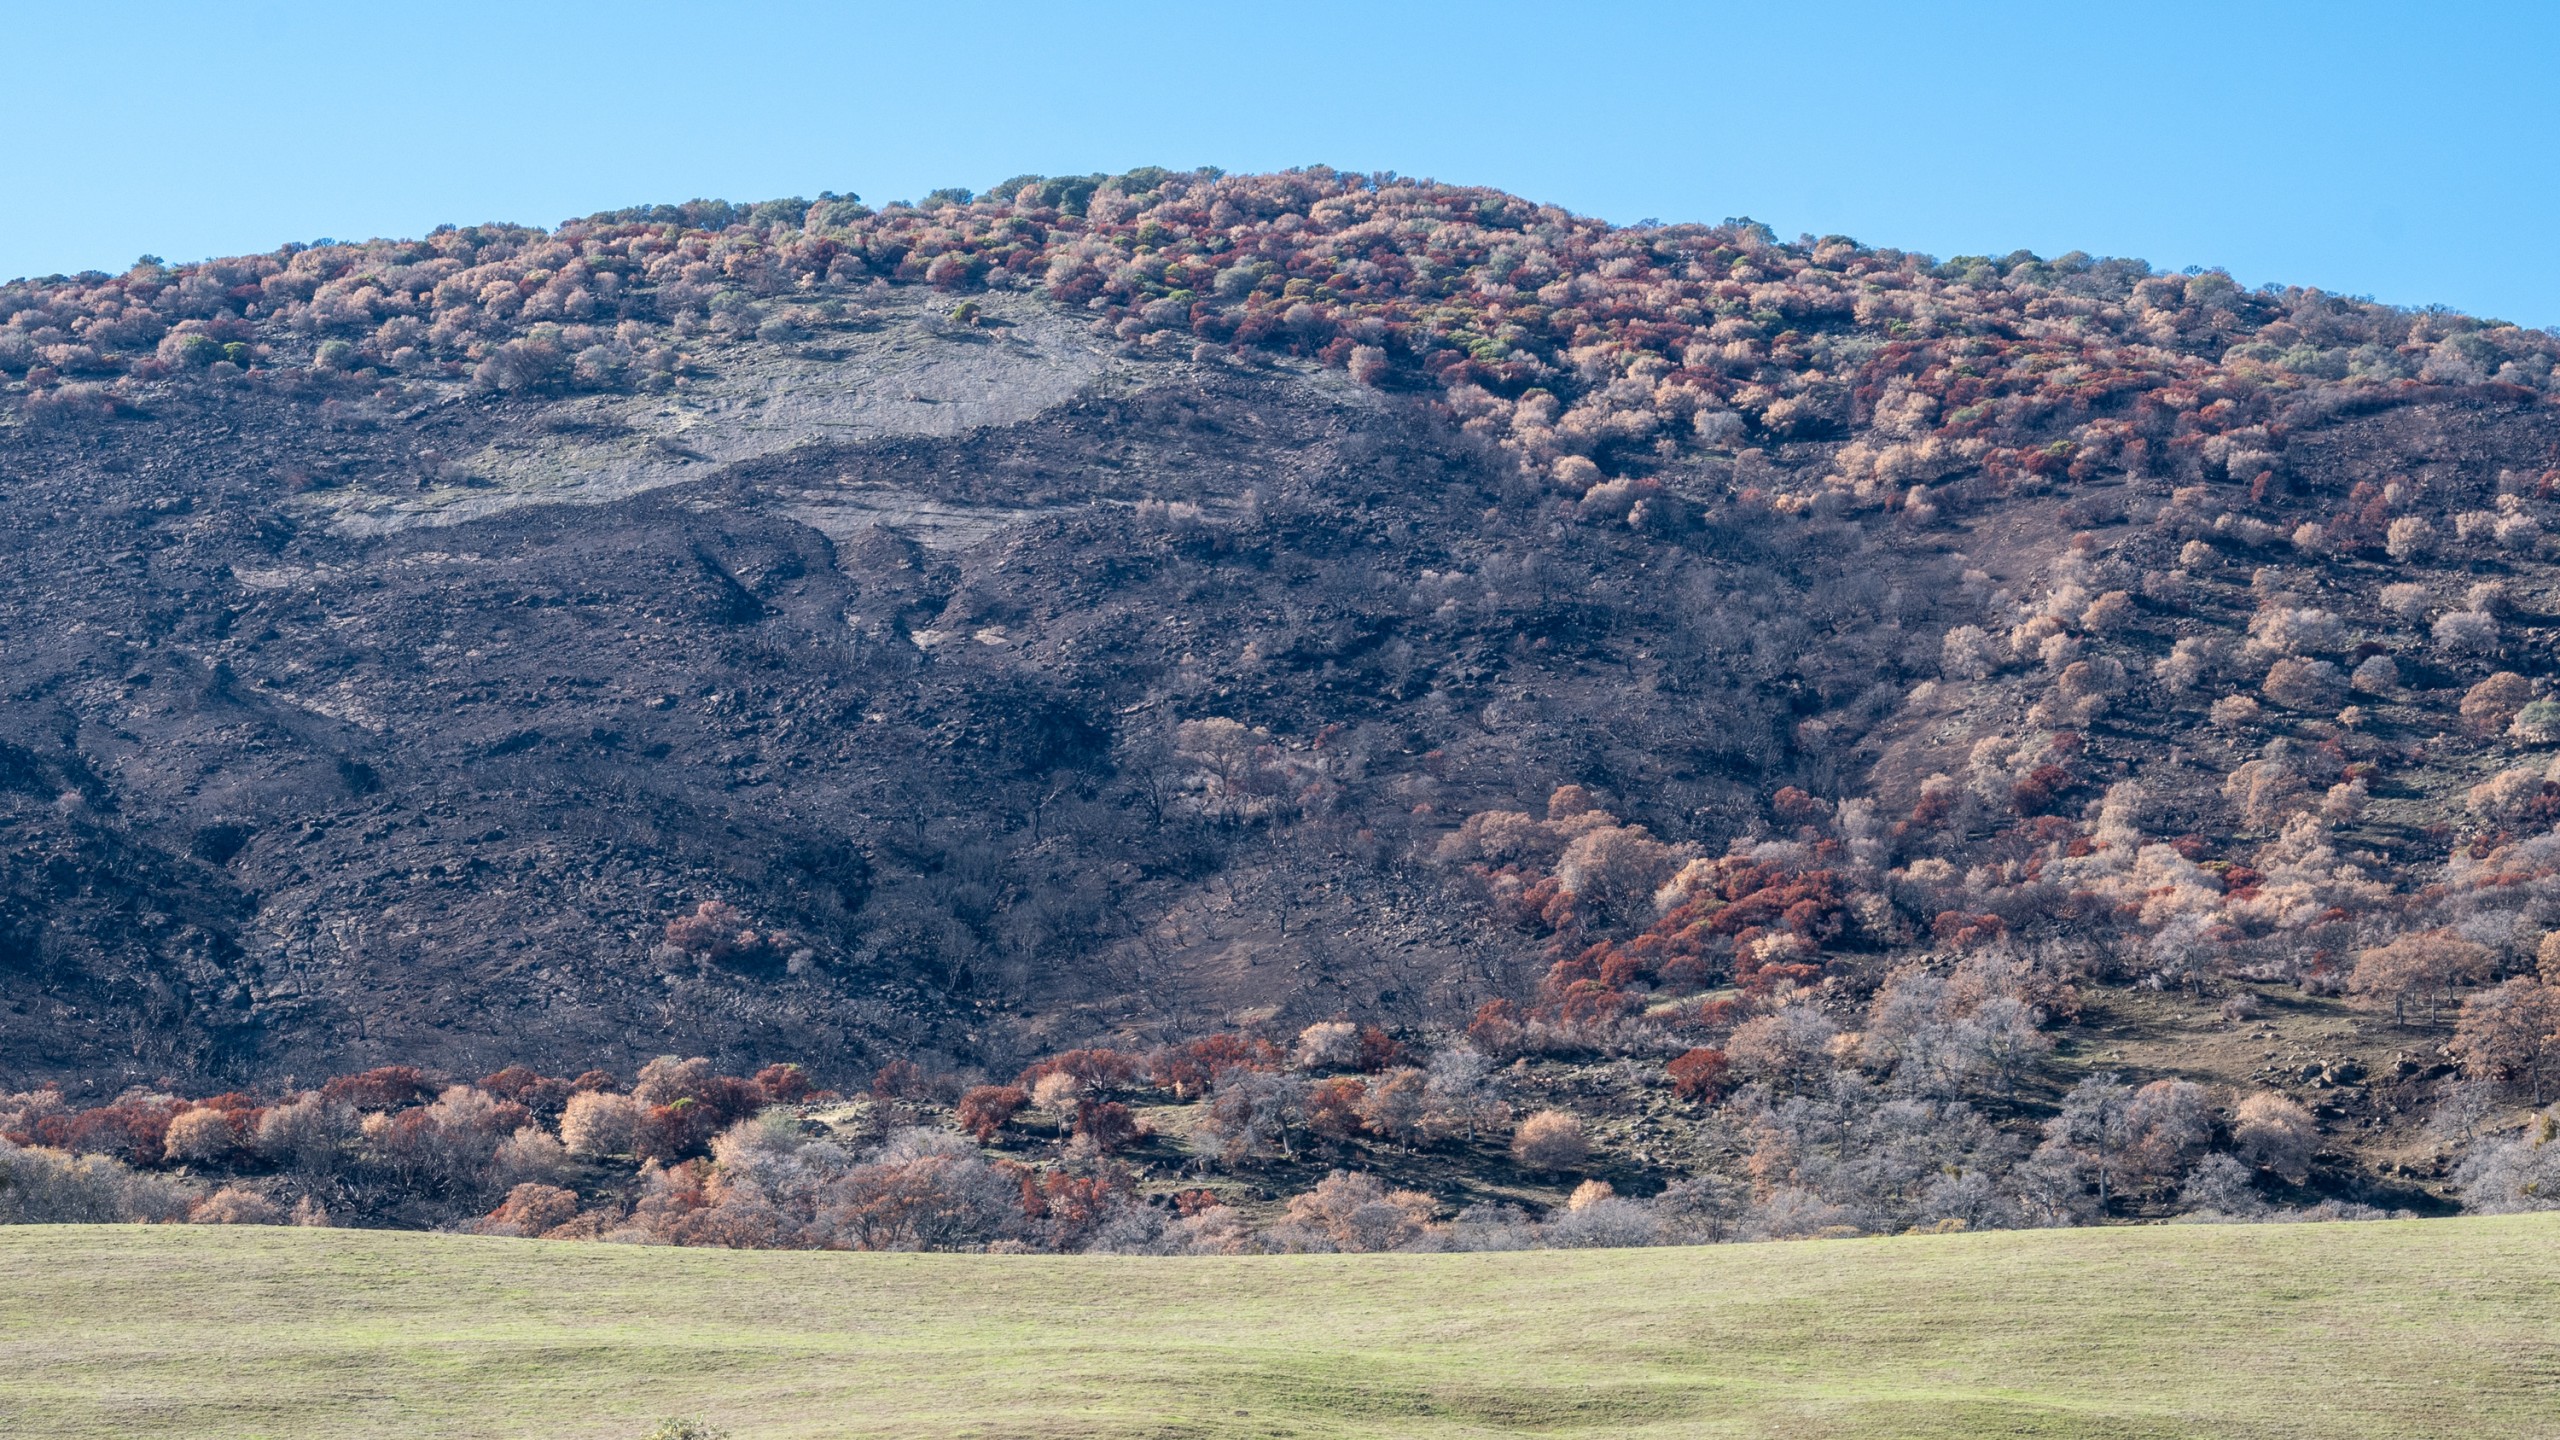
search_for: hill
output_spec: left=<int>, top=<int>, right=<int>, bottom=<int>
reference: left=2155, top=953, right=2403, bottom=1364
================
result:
left=5, top=166, right=2560, bottom=1237
left=3, top=1218, right=2557, bottom=1438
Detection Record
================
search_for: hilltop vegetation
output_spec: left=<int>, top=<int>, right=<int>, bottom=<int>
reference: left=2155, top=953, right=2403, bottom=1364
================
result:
left=12, top=163, right=2555, bottom=448
left=3, top=168, right=2560, bottom=1243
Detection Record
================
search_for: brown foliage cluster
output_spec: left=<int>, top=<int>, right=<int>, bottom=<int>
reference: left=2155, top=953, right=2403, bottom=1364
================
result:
left=2450, top=978, right=2560, bottom=1104
left=663, top=900, right=797, bottom=966
left=1147, top=1034, right=1285, bottom=1098
left=0, top=1054, right=818, bottom=1233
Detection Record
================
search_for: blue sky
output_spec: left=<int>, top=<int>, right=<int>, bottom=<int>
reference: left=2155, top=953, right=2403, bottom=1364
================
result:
left=4, top=1, right=2553, bottom=325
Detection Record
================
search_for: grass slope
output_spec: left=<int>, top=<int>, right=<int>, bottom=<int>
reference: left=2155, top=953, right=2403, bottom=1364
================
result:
left=1, top=1218, right=2555, bottom=1440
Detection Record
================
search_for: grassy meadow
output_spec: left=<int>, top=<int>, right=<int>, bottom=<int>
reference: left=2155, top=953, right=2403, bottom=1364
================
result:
left=1, top=1216, right=2555, bottom=1439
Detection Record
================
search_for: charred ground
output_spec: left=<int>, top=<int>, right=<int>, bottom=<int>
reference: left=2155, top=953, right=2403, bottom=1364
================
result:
left=0, top=302, right=1926, bottom=1093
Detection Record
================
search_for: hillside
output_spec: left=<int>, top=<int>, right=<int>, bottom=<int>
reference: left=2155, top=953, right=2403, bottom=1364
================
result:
left=5, top=1219, right=2558, bottom=1439
left=5, top=166, right=2560, bottom=1239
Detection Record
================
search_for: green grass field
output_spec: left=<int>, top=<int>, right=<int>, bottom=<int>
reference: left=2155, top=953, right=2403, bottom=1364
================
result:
left=1, top=1218, right=2555, bottom=1440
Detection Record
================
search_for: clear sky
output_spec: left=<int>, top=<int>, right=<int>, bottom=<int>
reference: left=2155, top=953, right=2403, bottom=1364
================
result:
left=4, top=1, right=2554, bottom=325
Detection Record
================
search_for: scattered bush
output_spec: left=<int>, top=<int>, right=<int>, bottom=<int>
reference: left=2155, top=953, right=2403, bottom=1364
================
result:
left=190, top=1186, right=286, bottom=1225
left=162, top=1107, right=238, bottom=1165
left=472, top=1182, right=584, bottom=1238
left=1292, top=1021, right=1360, bottom=1071
left=2262, top=657, right=2345, bottom=712
left=2450, top=980, right=2560, bottom=1103
left=2460, top=673, right=2535, bottom=732
left=2451, top=1112, right=2560, bottom=1214
left=1510, top=1110, right=1590, bottom=1173
left=1666, top=1047, right=1732, bottom=1102
left=2379, top=582, right=2433, bottom=621
left=561, top=1091, right=643, bottom=1157
left=2350, top=930, right=2495, bottom=1025
left=956, top=1085, right=1028, bottom=1142
left=0, top=1139, right=195, bottom=1223
left=2512, top=701, right=2560, bottom=746
left=2232, top=1092, right=2317, bottom=1183
left=1268, top=1170, right=1437, bottom=1253
left=2434, top=609, right=2500, bottom=654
